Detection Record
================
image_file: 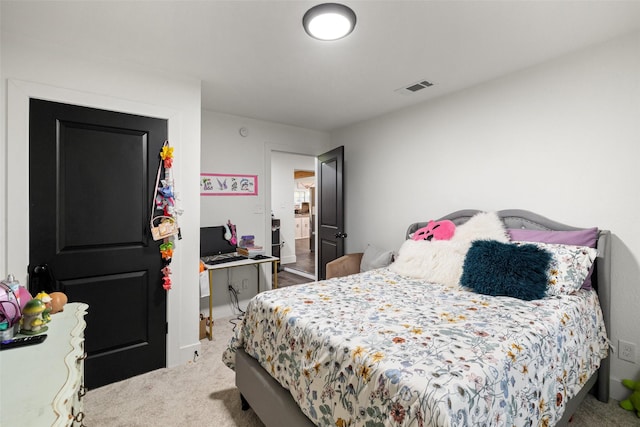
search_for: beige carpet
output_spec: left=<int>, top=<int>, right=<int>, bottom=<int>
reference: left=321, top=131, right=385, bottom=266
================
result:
left=84, top=317, right=640, bottom=426
left=84, top=317, right=264, bottom=427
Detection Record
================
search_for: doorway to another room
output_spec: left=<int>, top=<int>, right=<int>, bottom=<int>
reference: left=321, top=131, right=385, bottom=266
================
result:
left=270, top=152, right=316, bottom=280
left=289, top=170, right=315, bottom=278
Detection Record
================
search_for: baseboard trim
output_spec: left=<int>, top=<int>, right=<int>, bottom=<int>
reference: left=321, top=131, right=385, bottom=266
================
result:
left=281, top=255, right=296, bottom=264
left=609, top=376, right=632, bottom=402
left=168, top=341, right=202, bottom=368
left=210, top=300, right=253, bottom=320
left=284, top=267, right=315, bottom=280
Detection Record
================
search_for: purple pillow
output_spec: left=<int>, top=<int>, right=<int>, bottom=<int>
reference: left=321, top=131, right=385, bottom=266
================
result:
left=507, top=228, right=598, bottom=247
left=508, top=227, right=598, bottom=290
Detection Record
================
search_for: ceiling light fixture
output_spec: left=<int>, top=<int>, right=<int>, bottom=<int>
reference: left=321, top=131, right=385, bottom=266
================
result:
left=303, top=3, right=356, bottom=41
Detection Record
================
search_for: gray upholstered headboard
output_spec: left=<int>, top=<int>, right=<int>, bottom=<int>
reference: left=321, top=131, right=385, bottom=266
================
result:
left=406, top=209, right=602, bottom=237
left=406, top=209, right=611, bottom=402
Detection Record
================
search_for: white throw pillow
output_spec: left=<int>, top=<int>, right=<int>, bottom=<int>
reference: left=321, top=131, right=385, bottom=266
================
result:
left=389, top=239, right=469, bottom=287
left=390, top=211, right=508, bottom=287
left=450, top=211, right=509, bottom=244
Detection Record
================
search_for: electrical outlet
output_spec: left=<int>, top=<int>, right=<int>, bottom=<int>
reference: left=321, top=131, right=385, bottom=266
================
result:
left=619, top=340, right=636, bottom=363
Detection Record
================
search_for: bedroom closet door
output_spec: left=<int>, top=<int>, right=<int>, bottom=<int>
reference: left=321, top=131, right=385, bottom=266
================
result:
left=28, top=99, right=167, bottom=389
left=317, top=146, right=345, bottom=279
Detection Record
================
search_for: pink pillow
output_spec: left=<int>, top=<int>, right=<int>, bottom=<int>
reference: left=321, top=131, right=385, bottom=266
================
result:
left=508, top=227, right=598, bottom=290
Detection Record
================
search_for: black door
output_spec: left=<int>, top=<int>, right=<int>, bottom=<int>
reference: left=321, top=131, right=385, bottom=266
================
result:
left=317, top=146, right=345, bottom=279
left=29, top=99, right=167, bottom=389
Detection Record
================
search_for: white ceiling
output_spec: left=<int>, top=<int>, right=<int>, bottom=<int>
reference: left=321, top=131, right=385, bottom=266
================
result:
left=3, top=1, right=640, bottom=131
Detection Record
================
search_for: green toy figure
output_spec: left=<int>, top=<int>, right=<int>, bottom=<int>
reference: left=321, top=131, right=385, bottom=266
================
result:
left=34, top=291, right=52, bottom=323
left=20, top=298, right=48, bottom=335
left=619, top=378, right=640, bottom=417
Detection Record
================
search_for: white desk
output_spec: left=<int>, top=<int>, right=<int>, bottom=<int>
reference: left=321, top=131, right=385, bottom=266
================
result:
left=204, top=255, right=279, bottom=340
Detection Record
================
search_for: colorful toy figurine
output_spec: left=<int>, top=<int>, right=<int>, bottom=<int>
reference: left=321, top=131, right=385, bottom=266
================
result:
left=227, top=220, right=237, bottom=245
left=20, top=298, right=48, bottom=335
left=34, top=291, right=52, bottom=323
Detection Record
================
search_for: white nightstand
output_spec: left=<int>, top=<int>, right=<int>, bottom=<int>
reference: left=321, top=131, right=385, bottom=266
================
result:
left=0, top=302, right=89, bottom=426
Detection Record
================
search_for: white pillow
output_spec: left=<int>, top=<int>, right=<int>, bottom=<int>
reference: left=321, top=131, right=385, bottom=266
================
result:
left=390, top=211, right=508, bottom=287
left=360, top=244, right=394, bottom=272
left=451, top=211, right=509, bottom=244
left=389, top=239, right=468, bottom=287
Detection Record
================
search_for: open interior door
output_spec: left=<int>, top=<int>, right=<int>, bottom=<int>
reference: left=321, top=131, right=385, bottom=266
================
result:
left=317, top=146, right=345, bottom=279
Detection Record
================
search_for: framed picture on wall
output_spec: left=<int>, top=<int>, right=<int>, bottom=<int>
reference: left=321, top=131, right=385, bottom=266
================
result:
left=200, top=173, right=258, bottom=196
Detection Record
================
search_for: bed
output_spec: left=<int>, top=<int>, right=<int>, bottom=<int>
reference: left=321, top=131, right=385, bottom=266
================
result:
left=222, top=209, right=611, bottom=427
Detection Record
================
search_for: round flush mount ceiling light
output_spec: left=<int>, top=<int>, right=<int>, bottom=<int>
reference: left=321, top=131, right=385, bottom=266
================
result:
left=303, top=3, right=356, bottom=41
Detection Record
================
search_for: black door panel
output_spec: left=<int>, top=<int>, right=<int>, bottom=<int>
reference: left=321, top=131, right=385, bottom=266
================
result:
left=60, top=122, right=147, bottom=247
left=29, top=99, right=167, bottom=389
left=317, top=146, right=345, bottom=279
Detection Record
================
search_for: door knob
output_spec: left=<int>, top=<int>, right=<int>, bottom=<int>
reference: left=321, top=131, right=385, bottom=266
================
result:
left=335, top=232, right=347, bottom=239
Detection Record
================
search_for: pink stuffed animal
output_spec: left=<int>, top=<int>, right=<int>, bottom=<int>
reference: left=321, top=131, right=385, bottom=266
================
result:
left=412, top=220, right=456, bottom=241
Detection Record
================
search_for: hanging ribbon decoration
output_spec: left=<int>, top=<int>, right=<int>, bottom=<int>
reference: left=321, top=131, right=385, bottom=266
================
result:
left=153, top=141, right=182, bottom=291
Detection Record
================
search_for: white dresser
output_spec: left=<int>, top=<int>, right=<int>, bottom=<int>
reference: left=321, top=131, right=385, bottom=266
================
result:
left=0, top=302, right=89, bottom=427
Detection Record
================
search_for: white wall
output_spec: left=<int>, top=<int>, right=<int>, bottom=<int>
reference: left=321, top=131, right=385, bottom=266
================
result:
left=332, top=31, right=640, bottom=400
left=201, top=110, right=330, bottom=317
left=1, top=34, right=202, bottom=368
left=272, top=152, right=316, bottom=266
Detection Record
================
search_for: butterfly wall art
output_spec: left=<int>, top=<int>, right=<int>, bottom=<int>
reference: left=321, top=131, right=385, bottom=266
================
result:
left=200, top=173, right=258, bottom=196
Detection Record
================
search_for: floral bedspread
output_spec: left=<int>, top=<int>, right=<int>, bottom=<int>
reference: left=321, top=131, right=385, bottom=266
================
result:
left=222, top=268, right=608, bottom=427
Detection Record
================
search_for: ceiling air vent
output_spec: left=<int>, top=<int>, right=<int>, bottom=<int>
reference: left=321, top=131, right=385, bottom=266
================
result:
left=395, top=80, right=435, bottom=95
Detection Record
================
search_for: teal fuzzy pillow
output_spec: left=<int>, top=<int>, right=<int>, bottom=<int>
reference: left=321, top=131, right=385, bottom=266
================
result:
left=461, top=240, right=552, bottom=300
